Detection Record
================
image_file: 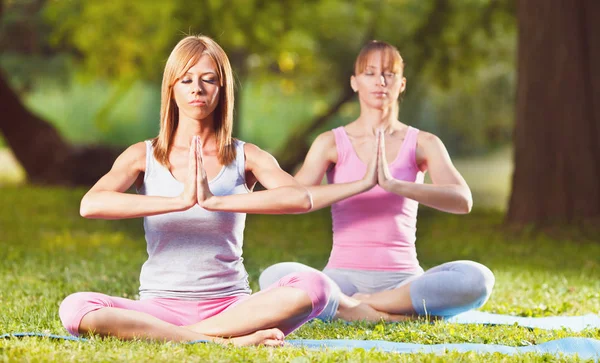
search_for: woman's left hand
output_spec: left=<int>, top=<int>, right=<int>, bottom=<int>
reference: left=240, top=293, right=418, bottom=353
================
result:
left=195, top=137, right=215, bottom=206
left=377, top=129, right=394, bottom=190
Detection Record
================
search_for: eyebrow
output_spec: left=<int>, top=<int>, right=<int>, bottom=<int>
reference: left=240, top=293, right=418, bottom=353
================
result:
left=365, top=66, right=394, bottom=72
left=184, top=71, right=218, bottom=77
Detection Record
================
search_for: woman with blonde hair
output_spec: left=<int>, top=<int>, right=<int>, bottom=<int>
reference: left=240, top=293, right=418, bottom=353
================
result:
left=58, top=35, right=380, bottom=346
left=260, top=40, right=495, bottom=322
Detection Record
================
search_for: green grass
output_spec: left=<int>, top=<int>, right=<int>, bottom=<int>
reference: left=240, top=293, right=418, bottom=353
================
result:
left=0, top=186, right=599, bottom=362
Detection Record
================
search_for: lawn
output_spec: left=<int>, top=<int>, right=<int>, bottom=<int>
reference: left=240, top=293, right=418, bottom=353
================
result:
left=0, top=185, right=599, bottom=362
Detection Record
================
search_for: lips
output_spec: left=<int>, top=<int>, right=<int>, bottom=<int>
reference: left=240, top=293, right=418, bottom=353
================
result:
left=189, top=99, right=206, bottom=106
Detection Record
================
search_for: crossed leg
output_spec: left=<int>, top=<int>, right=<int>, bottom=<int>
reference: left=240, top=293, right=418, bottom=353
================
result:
left=351, top=261, right=495, bottom=318
left=59, top=271, right=329, bottom=346
left=259, top=260, right=495, bottom=322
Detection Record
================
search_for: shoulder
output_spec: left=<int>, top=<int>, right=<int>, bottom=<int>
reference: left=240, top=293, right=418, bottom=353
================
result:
left=415, top=131, right=450, bottom=169
left=113, top=141, right=147, bottom=172
left=417, top=131, right=444, bottom=151
left=308, top=130, right=337, bottom=162
left=243, top=142, right=278, bottom=169
left=313, top=130, right=336, bottom=148
left=243, top=142, right=266, bottom=158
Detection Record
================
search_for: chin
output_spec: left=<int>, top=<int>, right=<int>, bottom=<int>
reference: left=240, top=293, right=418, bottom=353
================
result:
left=365, top=102, right=387, bottom=110
left=182, top=110, right=210, bottom=121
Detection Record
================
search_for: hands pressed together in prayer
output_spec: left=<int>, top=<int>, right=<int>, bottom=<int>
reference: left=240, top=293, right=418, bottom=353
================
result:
left=361, top=129, right=397, bottom=191
left=180, top=129, right=399, bottom=211
left=179, top=136, right=216, bottom=209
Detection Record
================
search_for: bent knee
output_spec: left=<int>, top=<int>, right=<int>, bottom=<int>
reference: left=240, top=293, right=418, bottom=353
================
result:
left=277, top=271, right=331, bottom=318
left=457, top=261, right=495, bottom=307
left=258, top=262, right=315, bottom=290
left=59, top=292, right=110, bottom=336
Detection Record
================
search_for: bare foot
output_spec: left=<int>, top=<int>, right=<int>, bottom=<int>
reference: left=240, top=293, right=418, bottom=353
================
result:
left=228, top=328, right=285, bottom=347
left=352, top=293, right=371, bottom=301
left=336, top=298, right=412, bottom=323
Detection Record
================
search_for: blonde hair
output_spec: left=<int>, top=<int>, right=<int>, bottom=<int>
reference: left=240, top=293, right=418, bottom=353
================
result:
left=152, top=35, right=236, bottom=167
left=354, top=40, right=404, bottom=76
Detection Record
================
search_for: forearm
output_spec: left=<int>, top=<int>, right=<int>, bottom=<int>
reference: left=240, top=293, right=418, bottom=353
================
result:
left=306, top=180, right=371, bottom=211
left=202, top=186, right=312, bottom=214
left=80, top=191, right=188, bottom=219
left=383, top=180, right=472, bottom=214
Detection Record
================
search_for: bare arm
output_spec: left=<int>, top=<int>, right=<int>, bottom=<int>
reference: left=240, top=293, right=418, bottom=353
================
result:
left=200, top=143, right=312, bottom=214
left=295, top=131, right=377, bottom=211
left=378, top=131, right=472, bottom=214
left=80, top=142, right=195, bottom=219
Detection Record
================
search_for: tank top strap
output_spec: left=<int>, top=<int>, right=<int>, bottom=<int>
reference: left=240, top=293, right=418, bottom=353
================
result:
left=233, top=139, right=246, bottom=180
left=143, top=140, right=158, bottom=183
left=403, top=126, right=420, bottom=171
left=331, top=127, right=353, bottom=165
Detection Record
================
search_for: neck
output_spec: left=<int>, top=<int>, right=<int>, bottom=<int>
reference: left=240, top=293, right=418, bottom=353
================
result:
left=355, top=104, right=399, bottom=135
left=173, top=114, right=217, bottom=147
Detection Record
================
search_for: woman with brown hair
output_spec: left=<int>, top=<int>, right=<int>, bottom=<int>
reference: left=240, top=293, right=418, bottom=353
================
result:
left=260, top=40, right=495, bottom=323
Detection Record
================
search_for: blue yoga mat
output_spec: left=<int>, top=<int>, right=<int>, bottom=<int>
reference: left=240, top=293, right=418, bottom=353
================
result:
left=448, top=310, right=600, bottom=331
left=287, top=337, right=600, bottom=360
left=1, top=333, right=599, bottom=360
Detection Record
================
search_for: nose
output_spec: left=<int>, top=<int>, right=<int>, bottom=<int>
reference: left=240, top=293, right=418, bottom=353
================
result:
left=378, top=74, right=387, bottom=87
left=192, top=79, right=203, bottom=94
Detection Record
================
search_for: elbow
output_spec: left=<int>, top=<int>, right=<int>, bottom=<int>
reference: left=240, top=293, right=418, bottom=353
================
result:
left=79, top=194, right=96, bottom=218
left=79, top=204, right=91, bottom=219
left=290, top=187, right=313, bottom=213
left=459, top=190, right=473, bottom=214
left=462, top=197, right=473, bottom=214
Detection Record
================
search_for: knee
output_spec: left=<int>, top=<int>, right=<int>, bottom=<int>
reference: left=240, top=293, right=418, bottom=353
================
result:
left=258, top=262, right=312, bottom=290
left=458, top=261, right=495, bottom=307
left=278, top=271, right=332, bottom=318
left=59, top=292, right=109, bottom=336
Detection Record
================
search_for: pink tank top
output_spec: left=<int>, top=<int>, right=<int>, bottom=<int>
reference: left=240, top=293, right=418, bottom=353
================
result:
left=325, top=126, right=424, bottom=272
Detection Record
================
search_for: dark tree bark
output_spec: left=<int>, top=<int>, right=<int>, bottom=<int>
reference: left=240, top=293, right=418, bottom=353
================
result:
left=507, top=0, right=600, bottom=224
left=0, top=71, right=120, bottom=185
left=0, top=0, right=120, bottom=186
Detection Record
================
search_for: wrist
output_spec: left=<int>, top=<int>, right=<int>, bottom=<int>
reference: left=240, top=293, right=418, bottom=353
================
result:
left=360, top=178, right=375, bottom=192
left=176, top=195, right=195, bottom=211
left=381, top=178, right=397, bottom=192
left=201, top=195, right=219, bottom=210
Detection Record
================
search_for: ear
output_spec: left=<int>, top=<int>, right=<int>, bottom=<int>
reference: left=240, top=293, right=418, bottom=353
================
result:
left=400, top=77, right=407, bottom=93
left=350, top=75, right=358, bottom=93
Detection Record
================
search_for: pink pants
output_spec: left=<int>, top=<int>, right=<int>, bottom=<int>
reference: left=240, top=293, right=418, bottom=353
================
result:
left=59, top=271, right=329, bottom=337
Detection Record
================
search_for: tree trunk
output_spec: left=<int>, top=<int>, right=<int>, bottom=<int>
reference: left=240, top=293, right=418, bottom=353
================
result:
left=0, top=71, right=120, bottom=185
left=507, top=0, right=600, bottom=224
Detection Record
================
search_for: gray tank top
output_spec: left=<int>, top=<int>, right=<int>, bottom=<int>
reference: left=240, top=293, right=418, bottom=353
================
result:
left=137, top=139, right=252, bottom=300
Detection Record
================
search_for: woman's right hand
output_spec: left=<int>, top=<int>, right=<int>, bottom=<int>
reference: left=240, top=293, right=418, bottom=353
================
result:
left=179, top=136, right=199, bottom=210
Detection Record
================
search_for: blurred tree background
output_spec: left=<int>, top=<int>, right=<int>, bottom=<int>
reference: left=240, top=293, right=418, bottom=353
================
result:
left=1, top=0, right=598, bottom=226
left=0, top=0, right=515, bottom=167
